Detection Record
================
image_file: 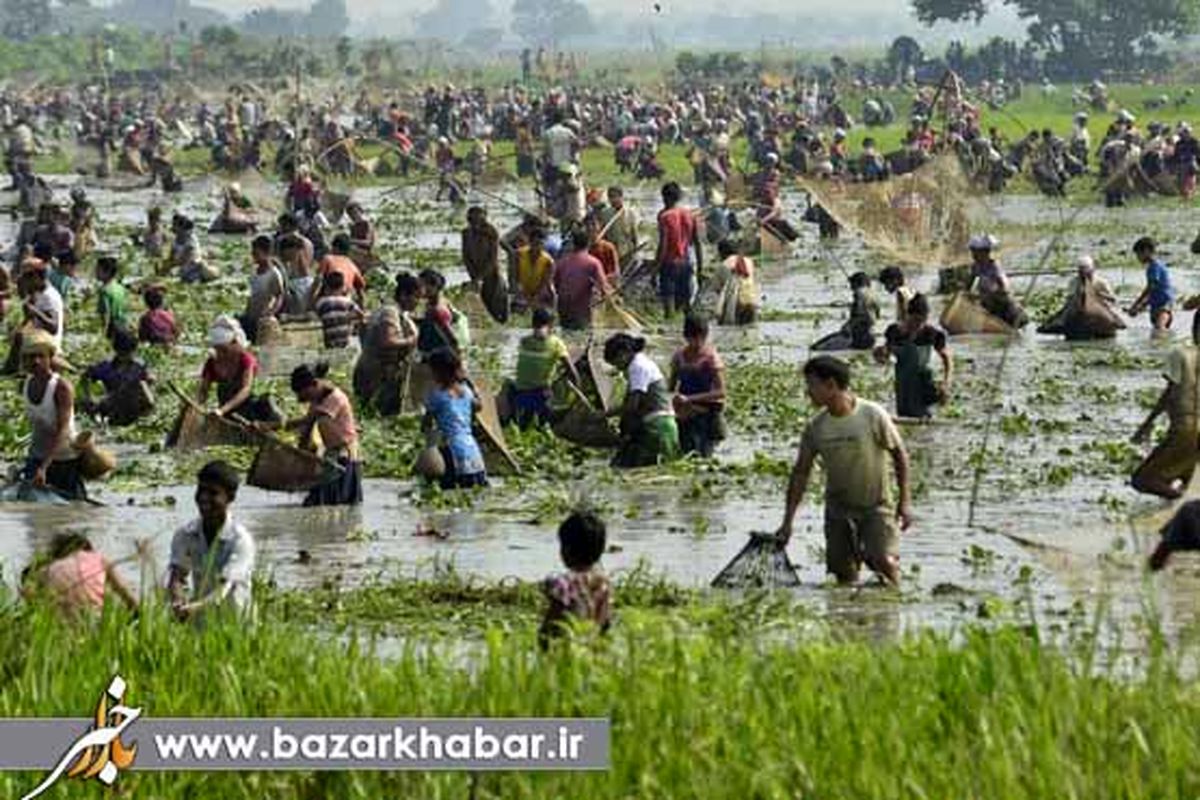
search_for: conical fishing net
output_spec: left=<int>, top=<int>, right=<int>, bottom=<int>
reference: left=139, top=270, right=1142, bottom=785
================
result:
left=711, top=532, right=801, bottom=589
left=797, top=153, right=983, bottom=266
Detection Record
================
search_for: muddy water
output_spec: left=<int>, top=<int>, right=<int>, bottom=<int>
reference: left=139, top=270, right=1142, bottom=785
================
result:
left=3, top=177, right=1200, bottom=646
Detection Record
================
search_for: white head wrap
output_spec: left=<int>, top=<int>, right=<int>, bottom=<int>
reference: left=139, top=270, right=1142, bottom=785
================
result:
left=208, top=315, right=247, bottom=348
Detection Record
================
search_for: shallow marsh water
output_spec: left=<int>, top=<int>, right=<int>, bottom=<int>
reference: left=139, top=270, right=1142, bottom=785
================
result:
left=3, top=175, right=1200, bottom=649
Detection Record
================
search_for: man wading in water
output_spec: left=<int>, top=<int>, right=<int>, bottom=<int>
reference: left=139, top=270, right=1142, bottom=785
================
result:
left=1131, top=342, right=1200, bottom=499
left=775, top=356, right=912, bottom=586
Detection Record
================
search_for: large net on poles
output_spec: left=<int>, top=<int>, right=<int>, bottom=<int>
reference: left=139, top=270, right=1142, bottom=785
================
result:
left=797, top=153, right=985, bottom=266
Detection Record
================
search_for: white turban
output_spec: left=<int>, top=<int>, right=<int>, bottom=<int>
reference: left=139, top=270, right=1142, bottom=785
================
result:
left=969, top=234, right=998, bottom=251
left=208, top=315, right=247, bottom=348
left=1076, top=255, right=1095, bottom=275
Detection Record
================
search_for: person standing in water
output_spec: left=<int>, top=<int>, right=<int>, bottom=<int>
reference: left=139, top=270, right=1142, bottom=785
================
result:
left=603, top=333, right=681, bottom=468
left=875, top=294, right=952, bottom=420
left=167, top=461, right=256, bottom=621
left=1131, top=343, right=1200, bottom=499
left=968, top=234, right=1026, bottom=327
left=423, top=348, right=488, bottom=490
left=655, top=182, right=702, bottom=318
left=1127, top=237, right=1175, bottom=332
left=20, top=330, right=85, bottom=499
left=668, top=314, right=727, bottom=458
left=284, top=363, right=362, bottom=507
left=775, top=356, right=912, bottom=586
left=878, top=266, right=915, bottom=325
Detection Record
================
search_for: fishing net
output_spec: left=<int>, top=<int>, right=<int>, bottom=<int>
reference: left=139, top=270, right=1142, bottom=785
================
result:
left=797, top=154, right=984, bottom=266
left=711, top=532, right=801, bottom=589
left=234, top=167, right=284, bottom=217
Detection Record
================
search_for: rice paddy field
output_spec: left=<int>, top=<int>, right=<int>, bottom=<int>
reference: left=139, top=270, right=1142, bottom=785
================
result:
left=5, top=84, right=1200, bottom=796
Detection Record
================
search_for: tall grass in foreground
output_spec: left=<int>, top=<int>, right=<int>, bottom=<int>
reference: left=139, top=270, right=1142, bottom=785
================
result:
left=0, top=599, right=1197, bottom=799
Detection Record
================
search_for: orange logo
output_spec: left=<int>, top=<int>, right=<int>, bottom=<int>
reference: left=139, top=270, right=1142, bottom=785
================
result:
left=21, top=675, right=140, bottom=800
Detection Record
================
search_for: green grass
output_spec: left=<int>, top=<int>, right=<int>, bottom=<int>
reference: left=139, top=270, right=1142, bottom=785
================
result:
left=0, top=581, right=1196, bottom=799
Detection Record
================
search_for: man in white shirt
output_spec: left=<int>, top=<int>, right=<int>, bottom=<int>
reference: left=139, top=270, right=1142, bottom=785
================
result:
left=541, top=114, right=576, bottom=171
left=24, top=266, right=64, bottom=348
left=2, top=266, right=64, bottom=375
left=168, top=461, right=256, bottom=620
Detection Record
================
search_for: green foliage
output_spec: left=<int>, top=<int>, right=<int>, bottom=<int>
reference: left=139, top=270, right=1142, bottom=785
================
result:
left=0, top=593, right=1198, bottom=798
left=913, top=0, right=1200, bottom=76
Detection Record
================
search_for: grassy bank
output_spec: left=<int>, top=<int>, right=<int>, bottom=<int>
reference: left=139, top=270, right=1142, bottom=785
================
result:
left=0, top=582, right=1196, bottom=799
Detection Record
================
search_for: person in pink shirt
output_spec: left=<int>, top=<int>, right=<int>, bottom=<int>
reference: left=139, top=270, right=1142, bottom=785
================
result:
left=284, top=363, right=362, bottom=507
left=25, top=533, right=138, bottom=620
left=138, top=284, right=178, bottom=346
left=553, top=228, right=611, bottom=330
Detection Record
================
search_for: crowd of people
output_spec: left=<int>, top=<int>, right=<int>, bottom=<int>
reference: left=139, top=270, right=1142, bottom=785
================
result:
left=7, top=69, right=1200, bottom=642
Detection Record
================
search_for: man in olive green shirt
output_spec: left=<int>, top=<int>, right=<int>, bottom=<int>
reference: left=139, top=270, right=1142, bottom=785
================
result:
left=776, top=355, right=912, bottom=586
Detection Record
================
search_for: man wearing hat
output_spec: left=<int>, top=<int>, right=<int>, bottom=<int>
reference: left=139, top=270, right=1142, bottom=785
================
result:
left=19, top=329, right=86, bottom=499
left=968, top=234, right=1026, bottom=328
left=2, top=264, right=64, bottom=375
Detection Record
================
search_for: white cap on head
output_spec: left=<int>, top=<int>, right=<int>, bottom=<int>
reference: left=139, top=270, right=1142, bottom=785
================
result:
left=1118, top=109, right=1135, bottom=123
left=969, top=234, right=998, bottom=251
left=1076, top=255, right=1095, bottom=274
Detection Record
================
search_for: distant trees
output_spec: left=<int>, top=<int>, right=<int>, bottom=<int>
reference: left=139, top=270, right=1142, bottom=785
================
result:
left=240, top=0, right=348, bottom=39
left=887, top=35, right=923, bottom=80
left=2, top=0, right=54, bottom=40
left=911, top=0, right=1200, bottom=77
left=417, top=0, right=495, bottom=41
left=305, top=0, right=348, bottom=37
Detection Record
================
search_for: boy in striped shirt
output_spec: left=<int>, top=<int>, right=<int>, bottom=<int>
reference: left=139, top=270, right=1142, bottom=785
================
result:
left=314, top=271, right=363, bottom=349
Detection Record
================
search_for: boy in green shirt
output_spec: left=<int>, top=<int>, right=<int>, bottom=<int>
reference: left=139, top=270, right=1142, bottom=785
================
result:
left=508, top=308, right=580, bottom=428
left=96, top=255, right=127, bottom=339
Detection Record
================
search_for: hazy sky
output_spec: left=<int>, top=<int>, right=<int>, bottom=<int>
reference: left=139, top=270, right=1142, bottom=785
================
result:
left=186, top=0, right=1021, bottom=41
left=202, top=0, right=989, bottom=18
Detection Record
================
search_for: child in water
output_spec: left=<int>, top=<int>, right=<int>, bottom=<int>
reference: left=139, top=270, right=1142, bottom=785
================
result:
left=423, top=348, right=488, bottom=490
left=22, top=532, right=139, bottom=621
left=540, top=510, right=612, bottom=648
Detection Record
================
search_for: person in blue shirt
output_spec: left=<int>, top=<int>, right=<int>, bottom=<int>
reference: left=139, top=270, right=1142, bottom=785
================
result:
left=1127, top=237, right=1174, bottom=332
left=422, top=348, right=487, bottom=490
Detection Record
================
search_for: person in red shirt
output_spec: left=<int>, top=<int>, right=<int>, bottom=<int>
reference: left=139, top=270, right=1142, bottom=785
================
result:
left=553, top=228, right=611, bottom=330
left=314, top=234, right=365, bottom=308
left=587, top=215, right=620, bottom=283
left=195, top=315, right=280, bottom=423
left=655, top=182, right=702, bottom=318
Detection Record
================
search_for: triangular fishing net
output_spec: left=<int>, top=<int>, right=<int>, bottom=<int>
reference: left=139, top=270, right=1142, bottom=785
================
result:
left=711, top=532, right=801, bottom=589
left=798, top=153, right=982, bottom=266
